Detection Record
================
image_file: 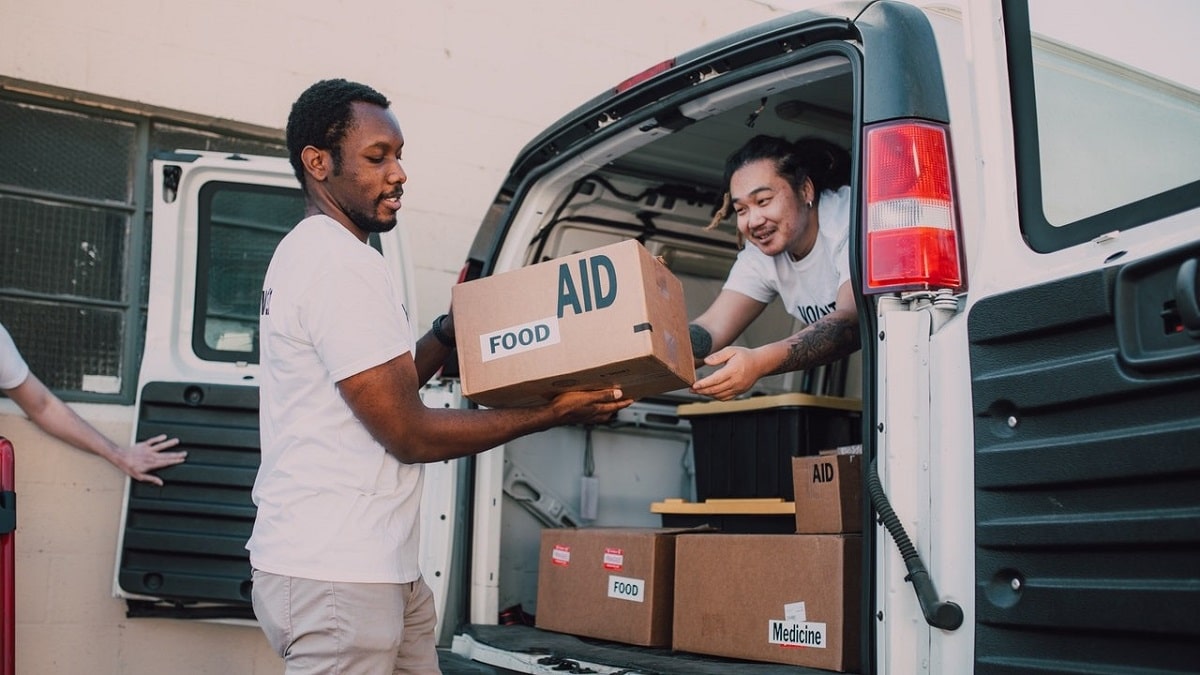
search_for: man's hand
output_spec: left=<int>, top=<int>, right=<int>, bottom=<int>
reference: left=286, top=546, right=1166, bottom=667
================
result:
left=549, top=388, right=633, bottom=425
left=116, top=434, right=187, bottom=486
left=690, top=346, right=765, bottom=401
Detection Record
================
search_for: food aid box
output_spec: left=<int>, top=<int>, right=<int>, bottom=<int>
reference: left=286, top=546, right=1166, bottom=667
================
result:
left=535, top=527, right=692, bottom=647
left=792, top=449, right=863, bottom=534
left=452, top=239, right=695, bottom=407
left=672, top=533, right=861, bottom=671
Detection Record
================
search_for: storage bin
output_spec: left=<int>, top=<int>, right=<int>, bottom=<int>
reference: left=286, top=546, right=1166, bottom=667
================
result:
left=676, top=393, right=861, bottom=501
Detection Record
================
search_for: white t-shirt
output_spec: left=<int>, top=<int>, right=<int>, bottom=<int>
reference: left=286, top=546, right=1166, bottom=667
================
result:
left=247, top=215, right=423, bottom=584
left=723, top=186, right=852, bottom=326
left=0, top=322, right=30, bottom=390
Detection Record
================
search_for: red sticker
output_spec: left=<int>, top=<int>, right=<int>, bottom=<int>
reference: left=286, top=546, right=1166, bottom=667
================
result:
left=603, top=547, right=624, bottom=570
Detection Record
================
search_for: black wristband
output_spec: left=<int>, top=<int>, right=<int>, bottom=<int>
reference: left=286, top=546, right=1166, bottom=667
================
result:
left=689, top=323, right=712, bottom=359
left=431, top=314, right=455, bottom=348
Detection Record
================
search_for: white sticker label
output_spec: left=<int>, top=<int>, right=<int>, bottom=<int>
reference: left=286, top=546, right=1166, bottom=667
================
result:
left=81, top=374, right=121, bottom=394
left=768, top=620, right=827, bottom=648
left=607, top=575, right=645, bottom=603
left=784, top=601, right=807, bottom=623
left=551, top=545, right=571, bottom=566
left=479, top=316, right=561, bottom=362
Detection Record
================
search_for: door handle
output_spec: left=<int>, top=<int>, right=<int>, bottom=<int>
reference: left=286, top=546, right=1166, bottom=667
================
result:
left=1176, top=258, right=1200, bottom=336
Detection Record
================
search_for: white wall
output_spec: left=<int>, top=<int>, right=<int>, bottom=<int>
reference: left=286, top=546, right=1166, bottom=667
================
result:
left=0, top=1, right=812, bottom=672
left=1, top=0, right=809, bottom=326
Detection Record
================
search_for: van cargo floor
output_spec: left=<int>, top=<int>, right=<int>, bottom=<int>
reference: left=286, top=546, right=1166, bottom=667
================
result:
left=459, top=624, right=853, bottom=674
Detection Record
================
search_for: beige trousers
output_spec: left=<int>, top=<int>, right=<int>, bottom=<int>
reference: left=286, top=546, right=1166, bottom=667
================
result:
left=251, top=569, right=441, bottom=675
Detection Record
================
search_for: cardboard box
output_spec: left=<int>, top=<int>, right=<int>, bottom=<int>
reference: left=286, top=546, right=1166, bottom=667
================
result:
left=452, top=240, right=695, bottom=407
left=792, top=452, right=863, bottom=533
left=535, top=527, right=690, bottom=647
left=673, top=533, right=861, bottom=671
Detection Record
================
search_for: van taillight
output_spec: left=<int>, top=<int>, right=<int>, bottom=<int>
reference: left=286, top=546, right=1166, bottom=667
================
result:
left=863, top=120, right=963, bottom=293
left=615, top=58, right=675, bottom=94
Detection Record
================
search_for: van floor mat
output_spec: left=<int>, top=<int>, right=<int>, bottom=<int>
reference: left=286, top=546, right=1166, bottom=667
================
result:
left=461, top=624, right=850, bottom=674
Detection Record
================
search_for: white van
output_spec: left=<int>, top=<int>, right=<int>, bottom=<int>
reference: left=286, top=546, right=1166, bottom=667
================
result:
left=116, top=1, right=1199, bottom=673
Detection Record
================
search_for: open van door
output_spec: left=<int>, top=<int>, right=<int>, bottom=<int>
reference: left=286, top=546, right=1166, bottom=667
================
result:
left=876, top=1, right=1200, bottom=672
left=113, top=152, right=460, bottom=636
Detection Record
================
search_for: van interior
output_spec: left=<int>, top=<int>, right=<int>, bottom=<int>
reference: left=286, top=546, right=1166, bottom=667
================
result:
left=459, top=51, right=865, bottom=669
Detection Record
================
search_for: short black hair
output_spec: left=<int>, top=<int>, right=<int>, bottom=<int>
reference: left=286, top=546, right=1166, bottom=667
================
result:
left=285, top=78, right=391, bottom=190
left=723, top=134, right=851, bottom=198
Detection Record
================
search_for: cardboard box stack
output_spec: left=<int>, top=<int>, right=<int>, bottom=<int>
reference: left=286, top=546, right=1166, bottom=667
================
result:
left=452, top=239, right=695, bottom=408
left=668, top=445, right=865, bottom=671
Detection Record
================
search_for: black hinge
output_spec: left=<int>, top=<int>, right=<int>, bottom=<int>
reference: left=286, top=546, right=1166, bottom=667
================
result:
left=0, top=491, right=15, bottom=535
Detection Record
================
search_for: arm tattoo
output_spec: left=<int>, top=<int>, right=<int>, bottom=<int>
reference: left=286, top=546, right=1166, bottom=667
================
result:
left=773, top=315, right=861, bottom=375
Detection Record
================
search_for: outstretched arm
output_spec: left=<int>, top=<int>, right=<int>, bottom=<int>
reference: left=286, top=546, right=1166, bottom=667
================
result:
left=688, top=290, right=767, bottom=361
left=339, top=351, right=632, bottom=464
left=4, top=374, right=186, bottom=485
left=691, top=281, right=860, bottom=401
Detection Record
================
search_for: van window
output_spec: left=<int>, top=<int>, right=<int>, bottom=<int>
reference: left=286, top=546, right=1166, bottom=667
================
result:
left=194, top=183, right=302, bottom=362
left=1008, top=0, right=1200, bottom=251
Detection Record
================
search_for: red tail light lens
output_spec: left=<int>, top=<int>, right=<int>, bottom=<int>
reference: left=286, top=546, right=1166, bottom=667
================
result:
left=615, top=59, right=675, bottom=94
left=863, top=121, right=964, bottom=293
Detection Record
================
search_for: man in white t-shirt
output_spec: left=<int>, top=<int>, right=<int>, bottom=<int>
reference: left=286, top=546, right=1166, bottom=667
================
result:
left=247, top=78, right=631, bottom=675
left=0, top=320, right=184, bottom=483
left=689, top=135, right=861, bottom=401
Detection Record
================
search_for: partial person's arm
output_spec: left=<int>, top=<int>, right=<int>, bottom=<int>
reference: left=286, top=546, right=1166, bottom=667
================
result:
left=688, top=290, right=768, bottom=361
left=338, top=351, right=632, bottom=464
left=412, top=310, right=457, bottom=387
left=4, top=374, right=186, bottom=485
left=691, top=280, right=860, bottom=401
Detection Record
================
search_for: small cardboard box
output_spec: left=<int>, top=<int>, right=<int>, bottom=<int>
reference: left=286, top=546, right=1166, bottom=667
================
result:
left=452, top=239, right=695, bottom=407
left=792, top=452, right=863, bottom=533
left=535, top=527, right=689, bottom=647
left=673, top=533, right=861, bottom=671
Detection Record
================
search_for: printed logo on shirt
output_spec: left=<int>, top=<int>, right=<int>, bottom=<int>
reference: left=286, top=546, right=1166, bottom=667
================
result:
left=795, top=301, right=836, bottom=325
left=260, top=288, right=272, bottom=316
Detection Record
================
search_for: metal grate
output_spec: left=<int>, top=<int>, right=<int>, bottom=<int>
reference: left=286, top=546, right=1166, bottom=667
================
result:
left=0, top=88, right=286, bottom=402
left=0, top=298, right=124, bottom=393
left=0, top=100, right=136, bottom=202
left=150, top=123, right=286, bottom=159
left=0, top=194, right=128, bottom=301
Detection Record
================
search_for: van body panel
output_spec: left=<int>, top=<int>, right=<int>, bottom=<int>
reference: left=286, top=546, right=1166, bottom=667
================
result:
left=856, top=1, right=951, bottom=123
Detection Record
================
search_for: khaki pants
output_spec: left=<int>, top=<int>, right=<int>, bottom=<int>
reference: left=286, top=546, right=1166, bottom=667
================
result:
left=251, top=569, right=441, bottom=675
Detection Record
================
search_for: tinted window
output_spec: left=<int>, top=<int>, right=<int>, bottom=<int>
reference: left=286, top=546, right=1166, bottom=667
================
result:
left=1007, top=0, right=1200, bottom=251
left=194, top=183, right=302, bottom=362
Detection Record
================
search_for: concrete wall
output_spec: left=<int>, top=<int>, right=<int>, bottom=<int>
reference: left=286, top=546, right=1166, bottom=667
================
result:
left=0, top=1, right=809, bottom=672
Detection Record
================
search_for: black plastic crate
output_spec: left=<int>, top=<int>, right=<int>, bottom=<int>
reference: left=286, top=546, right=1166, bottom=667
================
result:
left=677, top=394, right=861, bottom=501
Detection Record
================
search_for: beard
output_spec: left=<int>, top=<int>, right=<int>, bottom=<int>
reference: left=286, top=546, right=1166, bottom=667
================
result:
left=344, top=200, right=398, bottom=234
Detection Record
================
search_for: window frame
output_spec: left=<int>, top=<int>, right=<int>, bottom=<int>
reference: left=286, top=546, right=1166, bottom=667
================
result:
left=193, top=181, right=302, bottom=364
left=1003, top=0, right=1200, bottom=253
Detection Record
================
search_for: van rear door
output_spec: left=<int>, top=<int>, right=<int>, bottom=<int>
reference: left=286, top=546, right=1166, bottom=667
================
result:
left=114, top=152, right=459, bottom=632
left=960, top=1, right=1200, bottom=671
